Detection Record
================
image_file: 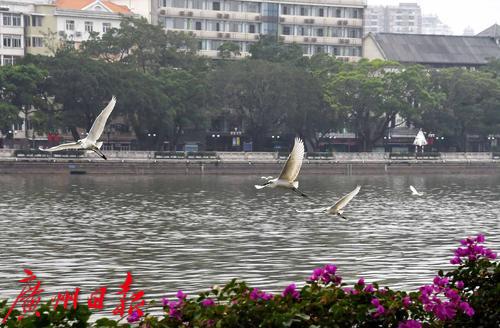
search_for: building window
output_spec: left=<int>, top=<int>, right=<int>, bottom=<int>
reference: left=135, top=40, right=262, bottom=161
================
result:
left=228, top=22, right=239, bottom=32
left=12, top=14, right=21, bottom=26
left=282, top=6, right=289, bottom=15
left=336, top=8, right=342, bottom=18
left=318, top=8, right=324, bottom=17
left=25, top=37, right=31, bottom=47
left=192, top=0, right=203, bottom=9
left=3, top=14, right=12, bottom=26
left=228, top=1, right=239, bottom=11
left=66, top=20, right=75, bottom=30
left=215, top=22, right=220, bottom=31
left=32, top=37, right=43, bottom=47
left=299, top=26, right=307, bottom=36
left=282, top=26, right=291, bottom=35
left=172, top=0, right=185, bottom=8
left=3, top=14, right=21, bottom=26
left=3, top=56, right=16, bottom=65
left=102, top=22, right=111, bottom=32
left=248, top=24, right=255, bottom=33
left=333, top=47, right=339, bottom=56
left=85, top=21, right=93, bottom=32
left=173, top=18, right=184, bottom=29
left=213, top=1, right=220, bottom=10
left=317, top=28, right=324, bottom=36
left=195, top=21, right=202, bottom=30
left=32, top=16, right=43, bottom=26
left=246, top=3, right=259, bottom=13
left=300, top=7, right=307, bottom=16
left=3, top=35, right=22, bottom=48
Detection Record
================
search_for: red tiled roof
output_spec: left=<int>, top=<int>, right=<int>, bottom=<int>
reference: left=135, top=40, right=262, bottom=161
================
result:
left=55, top=0, right=131, bottom=14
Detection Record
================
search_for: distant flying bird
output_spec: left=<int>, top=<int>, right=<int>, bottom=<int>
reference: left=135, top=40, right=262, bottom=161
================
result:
left=40, top=96, right=116, bottom=160
left=297, top=186, right=361, bottom=219
left=410, top=185, right=423, bottom=196
left=255, top=137, right=308, bottom=197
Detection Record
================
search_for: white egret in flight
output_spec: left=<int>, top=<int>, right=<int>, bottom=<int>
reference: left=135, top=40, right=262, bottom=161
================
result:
left=255, top=137, right=308, bottom=197
left=410, top=185, right=423, bottom=196
left=297, top=186, right=361, bottom=219
left=40, top=96, right=116, bottom=160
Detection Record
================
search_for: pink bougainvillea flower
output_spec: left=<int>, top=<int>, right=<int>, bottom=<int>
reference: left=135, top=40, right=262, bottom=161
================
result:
left=282, top=283, right=300, bottom=300
left=201, top=298, right=215, bottom=307
left=398, top=320, right=422, bottom=328
left=127, top=310, right=141, bottom=323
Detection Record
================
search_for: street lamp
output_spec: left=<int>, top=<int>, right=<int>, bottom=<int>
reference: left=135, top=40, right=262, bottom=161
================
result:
left=487, top=134, right=496, bottom=151
left=212, top=133, right=220, bottom=150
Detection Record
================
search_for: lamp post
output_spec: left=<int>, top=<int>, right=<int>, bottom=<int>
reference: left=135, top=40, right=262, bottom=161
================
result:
left=212, top=134, right=220, bottom=151
left=487, top=134, right=496, bottom=151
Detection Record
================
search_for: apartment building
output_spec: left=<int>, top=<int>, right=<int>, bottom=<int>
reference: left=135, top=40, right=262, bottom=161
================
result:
left=157, top=0, right=365, bottom=61
left=0, top=5, right=25, bottom=65
left=364, top=2, right=421, bottom=35
left=421, top=15, right=452, bottom=35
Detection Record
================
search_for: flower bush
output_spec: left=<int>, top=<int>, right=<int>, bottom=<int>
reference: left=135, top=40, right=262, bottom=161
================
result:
left=0, top=234, right=497, bottom=327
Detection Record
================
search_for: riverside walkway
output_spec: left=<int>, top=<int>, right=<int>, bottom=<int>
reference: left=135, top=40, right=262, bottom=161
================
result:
left=0, top=149, right=499, bottom=175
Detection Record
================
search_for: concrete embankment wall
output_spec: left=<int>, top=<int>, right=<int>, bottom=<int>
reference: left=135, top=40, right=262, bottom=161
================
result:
left=0, top=149, right=499, bottom=175
left=1, top=159, right=499, bottom=175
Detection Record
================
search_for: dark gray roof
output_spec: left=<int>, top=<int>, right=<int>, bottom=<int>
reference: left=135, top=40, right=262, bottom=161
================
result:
left=477, top=24, right=500, bottom=38
left=371, top=33, right=500, bottom=66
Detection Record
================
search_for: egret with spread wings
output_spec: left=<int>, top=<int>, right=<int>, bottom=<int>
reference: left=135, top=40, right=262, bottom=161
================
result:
left=255, top=137, right=308, bottom=197
left=40, top=96, right=116, bottom=160
left=410, top=185, right=423, bottom=196
left=297, top=186, right=361, bottom=219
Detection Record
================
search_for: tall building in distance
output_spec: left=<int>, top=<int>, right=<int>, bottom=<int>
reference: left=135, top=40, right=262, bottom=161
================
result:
left=421, top=14, right=452, bottom=35
left=157, top=0, right=366, bottom=61
left=364, top=2, right=421, bottom=35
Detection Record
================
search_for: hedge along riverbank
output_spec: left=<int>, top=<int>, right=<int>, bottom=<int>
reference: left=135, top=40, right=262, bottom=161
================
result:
left=0, top=235, right=498, bottom=327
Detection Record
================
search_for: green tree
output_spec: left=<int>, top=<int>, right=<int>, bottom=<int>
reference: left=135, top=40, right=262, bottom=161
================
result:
left=217, top=42, right=241, bottom=59
left=326, top=60, right=433, bottom=151
left=421, top=68, right=500, bottom=151
left=249, top=35, right=303, bottom=63
left=211, top=60, right=326, bottom=150
left=81, top=17, right=203, bottom=72
left=0, top=64, right=47, bottom=140
left=157, top=69, right=211, bottom=150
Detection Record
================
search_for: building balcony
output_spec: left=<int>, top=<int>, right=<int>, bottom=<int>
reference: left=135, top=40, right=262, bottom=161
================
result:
left=159, top=7, right=261, bottom=23
left=199, top=49, right=250, bottom=58
left=280, top=15, right=363, bottom=28
left=280, top=34, right=362, bottom=46
left=275, top=0, right=366, bottom=6
left=171, top=28, right=260, bottom=42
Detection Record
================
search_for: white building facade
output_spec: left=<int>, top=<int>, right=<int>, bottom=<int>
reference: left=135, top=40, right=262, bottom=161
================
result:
left=157, top=0, right=366, bottom=60
left=364, top=2, right=421, bottom=35
left=0, top=8, right=25, bottom=65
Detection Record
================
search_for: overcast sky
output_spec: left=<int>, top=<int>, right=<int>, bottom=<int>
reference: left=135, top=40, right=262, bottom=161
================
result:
left=368, top=0, right=500, bottom=35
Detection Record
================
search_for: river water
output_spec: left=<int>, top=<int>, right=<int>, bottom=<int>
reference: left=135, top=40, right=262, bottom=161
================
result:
left=0, top=174, right=499, bottom=308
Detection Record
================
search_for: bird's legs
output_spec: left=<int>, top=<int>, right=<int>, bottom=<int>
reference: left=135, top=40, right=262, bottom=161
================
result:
left=92, top=147, right=107, bottom=160
left=292, top=187, right=308, bottom=198
left=337, top=213, right=348, bottom=220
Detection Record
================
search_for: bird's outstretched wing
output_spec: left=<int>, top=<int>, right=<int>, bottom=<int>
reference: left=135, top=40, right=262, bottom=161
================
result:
left=329, top=186, right=361, bottom=212
left=295, top=207, right=329, bottom=213
left=278, top=137, right=304, bottom=183
left=39, top=142, right=81, bottom=152
left=410, top=185, right=422, bottom=196
left=86, top=96, right=116, bottom=143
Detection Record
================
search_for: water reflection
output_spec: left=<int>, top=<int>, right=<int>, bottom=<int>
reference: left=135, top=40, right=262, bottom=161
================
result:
left=0, top=174, right=498, bottom=304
